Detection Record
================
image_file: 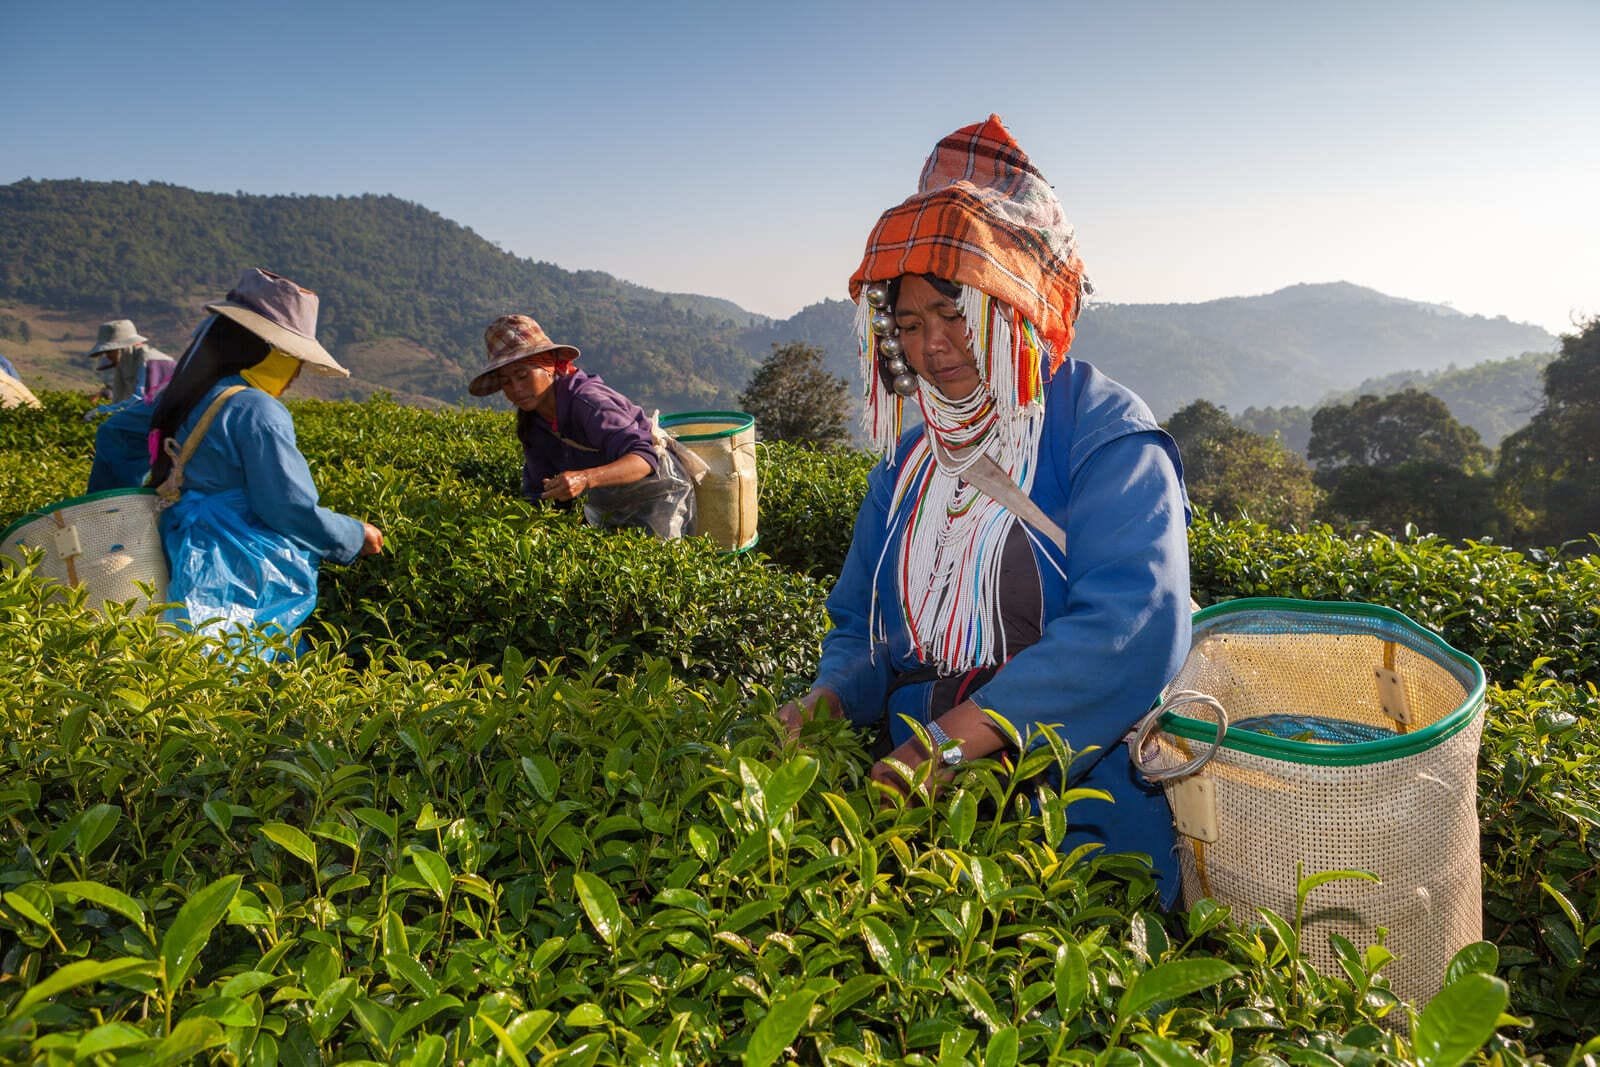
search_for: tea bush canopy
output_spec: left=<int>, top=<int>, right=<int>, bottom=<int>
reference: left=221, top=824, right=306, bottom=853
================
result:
left=2, top=390, right=1598, bottom=1062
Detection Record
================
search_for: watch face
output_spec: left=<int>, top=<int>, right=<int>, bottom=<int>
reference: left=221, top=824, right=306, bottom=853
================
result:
left=941, top=746, right=964, bottom=768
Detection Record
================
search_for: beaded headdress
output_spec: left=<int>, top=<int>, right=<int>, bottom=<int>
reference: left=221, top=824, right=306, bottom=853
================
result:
left=847, top=116, right=1091, bottom=672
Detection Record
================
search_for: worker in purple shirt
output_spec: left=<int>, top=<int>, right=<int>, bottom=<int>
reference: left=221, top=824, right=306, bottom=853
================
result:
left=469, top=315, right=696, bottom=539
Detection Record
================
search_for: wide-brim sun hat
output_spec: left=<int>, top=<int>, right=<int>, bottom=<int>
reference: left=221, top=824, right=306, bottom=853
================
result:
left=88, top=319, right=148, bottom=356
left=469, top=314, right=581, bottom=396
left=205, top=268, right=348, bottom=377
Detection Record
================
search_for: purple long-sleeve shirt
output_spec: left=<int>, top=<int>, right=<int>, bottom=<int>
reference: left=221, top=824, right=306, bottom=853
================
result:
left=515, top=370, right=658, bottom=502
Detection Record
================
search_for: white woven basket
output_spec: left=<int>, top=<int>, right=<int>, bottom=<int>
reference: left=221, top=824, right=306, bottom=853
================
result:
left=1136, top=598, right=1485, bottom=1008
left=1, top=489, right=169, bottom=611
left=660, top=411, right=759, bottom=552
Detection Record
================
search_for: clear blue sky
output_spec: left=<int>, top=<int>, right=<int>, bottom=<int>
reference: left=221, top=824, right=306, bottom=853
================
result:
left=4, top=1, right=1596, bottom=335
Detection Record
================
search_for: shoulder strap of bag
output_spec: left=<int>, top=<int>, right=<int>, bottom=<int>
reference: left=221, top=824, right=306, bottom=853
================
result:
left=936, top=441, right=1067, bottom=555
left=155, top=385, right=248, bottom=509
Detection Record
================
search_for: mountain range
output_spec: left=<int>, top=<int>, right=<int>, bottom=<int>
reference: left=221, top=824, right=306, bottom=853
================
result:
left=0, top=179, right=1558, bottom=427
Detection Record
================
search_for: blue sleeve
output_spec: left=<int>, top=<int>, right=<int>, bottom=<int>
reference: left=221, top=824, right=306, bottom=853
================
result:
left=967, top=431, right=1191, bottom=778
left=87, top=403, right=155, bottom=492
left=814, top=460, right=895, bottom=725
left=233, top=398, right=366, bottom=564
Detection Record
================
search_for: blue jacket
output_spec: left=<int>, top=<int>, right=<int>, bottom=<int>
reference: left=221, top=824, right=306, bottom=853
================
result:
left=815, top=359, right=1191, bottom=898
left=164, top=377, right=364, bottom=564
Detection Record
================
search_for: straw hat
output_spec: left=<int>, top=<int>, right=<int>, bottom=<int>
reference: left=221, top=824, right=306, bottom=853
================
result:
left=205, top=269, right=348, bottom=377
left=470, top=315, right=580, bottom=396
left=88, top=320, right=148, bottom=356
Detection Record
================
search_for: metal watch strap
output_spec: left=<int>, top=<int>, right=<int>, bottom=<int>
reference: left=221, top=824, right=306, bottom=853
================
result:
left=926, top=721, right=964, bottom=767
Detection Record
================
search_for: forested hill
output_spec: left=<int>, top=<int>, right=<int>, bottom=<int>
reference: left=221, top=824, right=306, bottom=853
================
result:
left=0, top=179, right=1557, bottom=419
left=0, top=179, right=762, bottom=410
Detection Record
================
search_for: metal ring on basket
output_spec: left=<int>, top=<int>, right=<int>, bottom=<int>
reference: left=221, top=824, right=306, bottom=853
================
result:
left=1131, top=689, right=1228, bottom=783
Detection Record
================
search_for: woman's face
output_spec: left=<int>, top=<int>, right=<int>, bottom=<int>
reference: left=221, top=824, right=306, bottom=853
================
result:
left=893, top=275, right=981, bottom=400
left=499, top=358, right=555, bottom=412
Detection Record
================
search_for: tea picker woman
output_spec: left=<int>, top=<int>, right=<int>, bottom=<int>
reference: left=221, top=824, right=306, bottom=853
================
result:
left=779, top=116, right=1192, bottom=903
left=470, top=314, right=697, bottom=539
left=147, top=269, right=383, bottom=646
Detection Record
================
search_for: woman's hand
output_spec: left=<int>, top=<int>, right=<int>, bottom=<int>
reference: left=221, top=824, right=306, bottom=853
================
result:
left=777, top=687, right=842, bottom=740
left=541, top=469, right=591, bottom=502
left=359, top=523, right=384, bottom=556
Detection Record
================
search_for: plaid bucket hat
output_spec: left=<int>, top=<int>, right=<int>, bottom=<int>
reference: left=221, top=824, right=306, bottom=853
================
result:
left=470, top=315, right=581, bottom=396
left=848, top=114, right=1088, bottom=369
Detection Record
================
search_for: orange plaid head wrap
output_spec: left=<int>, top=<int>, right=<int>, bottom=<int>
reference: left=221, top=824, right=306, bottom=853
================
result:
left=849, top=116, right=1090, bottom=455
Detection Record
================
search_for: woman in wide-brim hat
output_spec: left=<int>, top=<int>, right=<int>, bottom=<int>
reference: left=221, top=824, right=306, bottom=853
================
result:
left=472, top=314, right=696, bottom=539
left=140, top=268, right=383, bottom=650
left=778, top=116, right=1193, bottom=906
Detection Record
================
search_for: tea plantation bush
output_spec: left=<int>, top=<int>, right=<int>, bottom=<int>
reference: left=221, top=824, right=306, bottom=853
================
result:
left=2, top=392, right=1596, bottom=1061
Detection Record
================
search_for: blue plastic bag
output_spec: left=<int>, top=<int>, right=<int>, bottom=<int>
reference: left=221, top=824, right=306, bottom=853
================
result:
left=161, top=488, right=320, bottom=654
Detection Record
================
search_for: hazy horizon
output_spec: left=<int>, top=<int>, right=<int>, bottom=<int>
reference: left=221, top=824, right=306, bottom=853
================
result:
left=4, top=1, right=1596, bottom=335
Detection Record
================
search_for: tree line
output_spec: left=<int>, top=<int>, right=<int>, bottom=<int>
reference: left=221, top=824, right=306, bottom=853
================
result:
left=745, top=318, right=1600, bottom=553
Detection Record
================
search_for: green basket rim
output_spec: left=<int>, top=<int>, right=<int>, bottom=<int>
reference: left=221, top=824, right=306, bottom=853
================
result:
left=660, top=410, right=755, bottom=441
left=1, top=488, right=159, bottom=545
left=1159, top=597, right=1486, bottom=766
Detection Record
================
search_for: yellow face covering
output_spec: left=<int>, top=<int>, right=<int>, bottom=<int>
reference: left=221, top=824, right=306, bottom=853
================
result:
left=241, top=347, right=303, bottom=397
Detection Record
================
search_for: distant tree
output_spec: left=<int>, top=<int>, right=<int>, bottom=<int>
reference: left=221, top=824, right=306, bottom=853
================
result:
left=1308, top=389, right=1496, bottom=539
left=1308, top=389, right=1491, bottom=474
left=739, top=342, right=851, bottom=448
left=1164, top=400, right=1321, bottom=529
left=1495, top=316, right=1600, bottom=549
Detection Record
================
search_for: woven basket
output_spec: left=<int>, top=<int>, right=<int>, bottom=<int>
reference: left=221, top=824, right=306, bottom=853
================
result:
left=660, top=411, right=758, bottom=552
left=1, top=489, right=169, bottom=611
left=1136, top=598, right=1485, bottom=1007
left=0, top=372, right=41, bottom=409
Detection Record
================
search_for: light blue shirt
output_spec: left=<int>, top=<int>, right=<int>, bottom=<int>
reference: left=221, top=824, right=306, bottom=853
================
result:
left=163, top=376, right=364, bottom=564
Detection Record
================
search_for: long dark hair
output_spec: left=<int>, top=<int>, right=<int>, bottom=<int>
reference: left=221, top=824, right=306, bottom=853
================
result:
left=148, top=315, right=269, bottom=484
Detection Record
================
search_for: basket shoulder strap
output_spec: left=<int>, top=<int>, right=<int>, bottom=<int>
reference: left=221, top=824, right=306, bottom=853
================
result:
left=156, top=385, right=248, bottom=507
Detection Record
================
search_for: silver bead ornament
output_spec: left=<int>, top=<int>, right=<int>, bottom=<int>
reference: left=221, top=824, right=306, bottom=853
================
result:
left=864, top=284, right=889, bottom=309
left=891, top=372, right=918, bottom=396
left=885, top=357, right=908, bottom=375
left=870, top=311, right=895, bottom=336
left=879, top=336, right=903, bottom=358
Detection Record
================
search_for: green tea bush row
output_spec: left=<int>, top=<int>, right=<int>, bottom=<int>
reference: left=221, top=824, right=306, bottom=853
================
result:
left=1189, top=519, right=1600, bottom=685
left=0, top=576, right=1522, bottom=1063
left=753, top=442, right=872, bottom=577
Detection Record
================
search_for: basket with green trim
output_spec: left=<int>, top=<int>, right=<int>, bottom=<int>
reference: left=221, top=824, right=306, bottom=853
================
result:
left=1134, top=597, right=1486, bottom=1007
left=660, top=411, right=759, bottom=553
left=1, top=488, right=169, bottom=612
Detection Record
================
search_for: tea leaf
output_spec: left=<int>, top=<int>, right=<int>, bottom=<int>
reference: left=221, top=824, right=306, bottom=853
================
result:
left=259, top=823, right=318, bottom=869
left=408, top=848, right=451, bottom=900
left=49, top=880, right=146, bottom=929
left=161, top=874, right=242, bottom=991
left=478, top=1010, right=530, bottom=1067
left=1134, top=1034, right=1207, bottom=1067
left=73, top=803, right=121, bottom=858
left=1119, top=958, right=1238, bottom=1017
left=573, top=871, right=626, bottom=946
left=744, top=980, right=832, bottom=1067
left=7, top=956, right=155, bottom=1023
left=984, top=1026, right=1020, bottom=1067
left=143, top=1017, right=228, bottom=1067
left=1413, top=973, right=1509, bottom=1067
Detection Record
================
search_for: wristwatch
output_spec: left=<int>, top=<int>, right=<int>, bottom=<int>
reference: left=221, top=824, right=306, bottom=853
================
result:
left=925, top=721, right=965, bottom=768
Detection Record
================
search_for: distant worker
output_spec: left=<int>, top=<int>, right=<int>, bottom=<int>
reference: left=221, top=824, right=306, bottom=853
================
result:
left=471, top=314, right=697, bottom=539
left=146, top=269, right=383, bottom=648
left=87, top=319, right=212, bottom=491
left=87, top=319, right=176, bottom=413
